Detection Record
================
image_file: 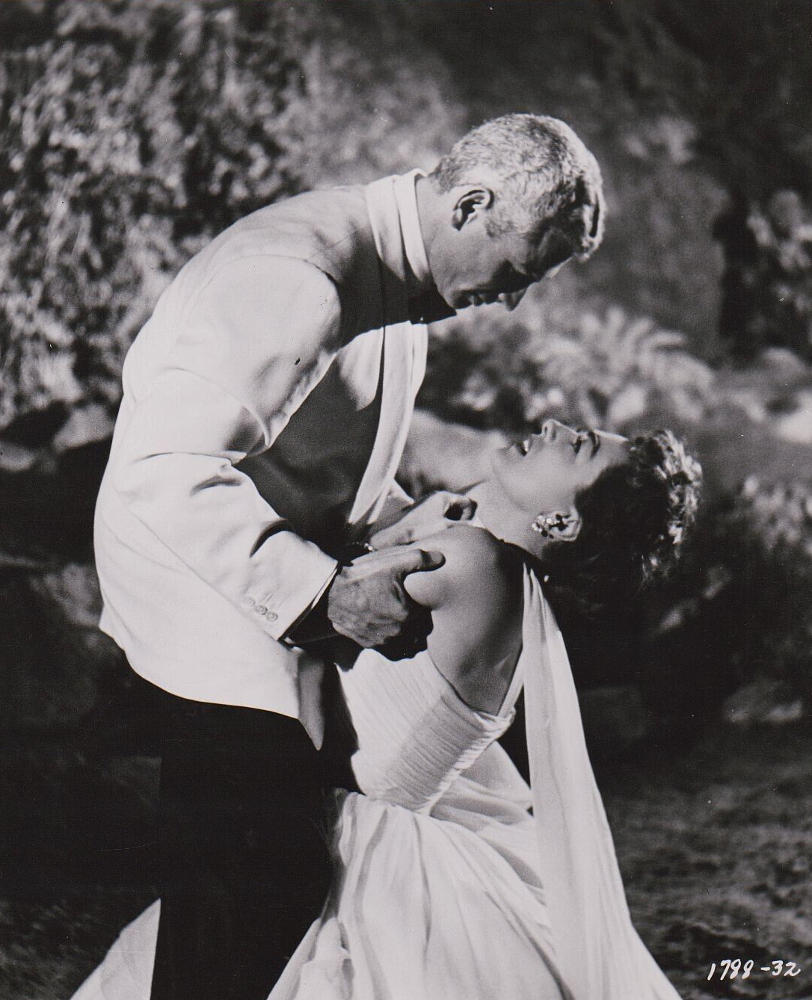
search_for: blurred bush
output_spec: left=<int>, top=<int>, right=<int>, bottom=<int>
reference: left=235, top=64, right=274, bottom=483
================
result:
left=0, top=0, right=297, bottom=428
left=418, top=304, right=715, bottom=433
left=712, top=477, right=812, bottom=696
left=642, top=476, right=812, bottom=727
left=716, top=190, right=812, bottom=360
left=0, top=0, right=461, bottom=437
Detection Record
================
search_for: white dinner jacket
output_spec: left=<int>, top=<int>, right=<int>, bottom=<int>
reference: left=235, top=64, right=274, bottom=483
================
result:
left=94, top=172, right=430, bottom=745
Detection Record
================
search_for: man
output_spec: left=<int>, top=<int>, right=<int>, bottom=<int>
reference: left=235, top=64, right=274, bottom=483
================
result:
left=93, top=113, right=604, bottom=999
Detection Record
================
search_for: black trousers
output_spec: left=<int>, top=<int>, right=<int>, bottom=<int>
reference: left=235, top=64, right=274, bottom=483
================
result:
left=141, top=676, right=350, bottom=1000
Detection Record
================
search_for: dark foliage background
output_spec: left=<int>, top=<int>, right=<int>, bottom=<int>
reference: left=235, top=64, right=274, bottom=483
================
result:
left=1, top=2, right=811, bottom=998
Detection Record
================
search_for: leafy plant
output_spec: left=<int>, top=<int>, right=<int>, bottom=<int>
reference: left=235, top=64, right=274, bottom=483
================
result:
left=419, top=306, right=714, bottom=433
left=718, top=478, right=812, bottom=691
left=716, top=189, right=812, bottom=360
left=647, top=476, right=812, bottom=722
left=533, top=307, right=715, bottom=427
left=0, top=0, right=461, bottom=437
left=0, top=1, right=300, bottom=429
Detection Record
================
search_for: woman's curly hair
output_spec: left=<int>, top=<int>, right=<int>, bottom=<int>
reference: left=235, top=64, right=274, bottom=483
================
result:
left=540, top=429, right=702, bottom=618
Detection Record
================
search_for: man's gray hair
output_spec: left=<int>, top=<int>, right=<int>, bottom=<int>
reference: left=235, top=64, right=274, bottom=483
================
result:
left=431, top=113, right=604, bottom=259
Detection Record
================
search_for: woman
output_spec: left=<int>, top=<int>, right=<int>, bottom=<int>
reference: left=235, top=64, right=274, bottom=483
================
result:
left=73, top=419, right=701, bottom=1000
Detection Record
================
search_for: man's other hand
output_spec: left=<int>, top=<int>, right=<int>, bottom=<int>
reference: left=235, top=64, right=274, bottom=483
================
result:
left=326, top=546, right=444, bottom=649
left=368, top=491, right=476, bottom=550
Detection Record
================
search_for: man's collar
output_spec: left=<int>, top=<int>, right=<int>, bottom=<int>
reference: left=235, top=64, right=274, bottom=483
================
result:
left=365, top=169, right=455, bottom=325
left=394, top=171, right=456, bottom=323
left=392, top=169, right=431, bottom=292
left=365, top=170, right=431, bottom=297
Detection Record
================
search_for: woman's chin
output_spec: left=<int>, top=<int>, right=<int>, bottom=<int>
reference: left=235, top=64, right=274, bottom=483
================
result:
left=488, top=446, right=507, bottom=476
left=490, top=442, right=523, bottom=473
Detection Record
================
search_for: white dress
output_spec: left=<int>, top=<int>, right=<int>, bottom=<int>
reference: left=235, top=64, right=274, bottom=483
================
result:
left=72, top=566, right=681, bottom=1000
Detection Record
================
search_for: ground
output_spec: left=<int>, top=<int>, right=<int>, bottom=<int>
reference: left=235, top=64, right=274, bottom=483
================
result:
left=1, top=720, right=810, bottom=1000
left=604, top=722, right=812, bottom=1000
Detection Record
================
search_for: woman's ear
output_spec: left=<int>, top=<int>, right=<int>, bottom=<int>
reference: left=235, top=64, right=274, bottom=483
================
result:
left=451, top=186, right=494, bottom=230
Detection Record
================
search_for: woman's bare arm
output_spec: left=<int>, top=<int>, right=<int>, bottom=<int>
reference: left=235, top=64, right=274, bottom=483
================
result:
left=404, top=525, right=524, bottom=714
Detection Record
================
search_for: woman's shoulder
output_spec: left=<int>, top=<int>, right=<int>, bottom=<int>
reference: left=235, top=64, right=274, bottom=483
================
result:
left=435, top=522, right=515, bottom=572
left=404, top=525, right=524, bottom=705
left=404, top=524, right=522, bottom=612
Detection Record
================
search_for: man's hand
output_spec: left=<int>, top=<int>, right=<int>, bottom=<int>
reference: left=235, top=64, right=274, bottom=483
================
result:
left=368, top=491, right=476, bottom=550
left=326, top=546, right=444, bottom=651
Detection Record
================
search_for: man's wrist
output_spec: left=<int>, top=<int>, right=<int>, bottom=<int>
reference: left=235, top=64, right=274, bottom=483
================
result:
left=285, top=586, right=336, bottom=645
left=283, top=559, right=341, bottom=646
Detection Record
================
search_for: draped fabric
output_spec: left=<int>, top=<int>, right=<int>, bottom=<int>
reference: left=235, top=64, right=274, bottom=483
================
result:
left=72, top=565, right=681, bottom=1000
left=521, top=570, right=681, bottom=1000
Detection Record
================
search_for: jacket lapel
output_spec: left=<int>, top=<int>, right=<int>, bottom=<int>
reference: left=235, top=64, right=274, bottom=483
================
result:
left=348, top=319, right=414, bottom=528
left=348, top=175, right=425, bottom=529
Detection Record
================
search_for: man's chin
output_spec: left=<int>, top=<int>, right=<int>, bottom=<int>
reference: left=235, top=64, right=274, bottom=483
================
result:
left=452, top=292, right=501, bottom=310
left=409, top=287, right=458, bottom=324
left=449, top=292, right=477, bottom=311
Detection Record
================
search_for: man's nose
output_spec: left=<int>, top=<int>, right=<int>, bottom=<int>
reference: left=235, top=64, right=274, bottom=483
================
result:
left=499, top=289, right=527, bottom=312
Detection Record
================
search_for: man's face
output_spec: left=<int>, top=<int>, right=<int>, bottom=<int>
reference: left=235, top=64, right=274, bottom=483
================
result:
left=430, top=196, right=575, bottom=312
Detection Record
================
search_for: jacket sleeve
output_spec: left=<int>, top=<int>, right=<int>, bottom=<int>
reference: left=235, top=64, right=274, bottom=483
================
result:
left=110, top=255, right=342, bottom=640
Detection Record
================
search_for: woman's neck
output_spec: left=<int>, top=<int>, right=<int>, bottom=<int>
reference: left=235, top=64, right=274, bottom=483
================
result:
left=466, top=479, right=529, bottom=549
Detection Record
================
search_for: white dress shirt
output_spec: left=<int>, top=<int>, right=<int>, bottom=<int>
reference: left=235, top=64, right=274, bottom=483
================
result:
left=94, top=171, right=431, bottom=745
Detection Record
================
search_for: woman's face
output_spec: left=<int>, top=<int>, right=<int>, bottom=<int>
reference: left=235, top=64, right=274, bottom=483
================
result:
left=491, top=419, right=631, bottom=516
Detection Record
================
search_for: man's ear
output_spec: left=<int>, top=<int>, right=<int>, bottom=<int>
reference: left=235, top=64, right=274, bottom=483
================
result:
left=451, top=186, right=494, bottom=230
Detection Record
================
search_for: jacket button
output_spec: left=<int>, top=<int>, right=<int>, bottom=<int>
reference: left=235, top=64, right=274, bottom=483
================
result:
left=266, top=611, right=278, bottom=622
left=255, top=606, right=267, bottom=616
